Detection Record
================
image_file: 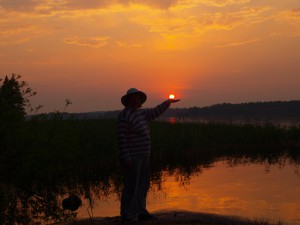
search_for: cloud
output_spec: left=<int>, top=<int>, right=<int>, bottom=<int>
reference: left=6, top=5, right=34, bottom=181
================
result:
left=197, top=0, right=250, bottom=7
left=0, top=37, right=31, bottom=45
left=0, top=24, right=36, bottom=36
left=116, top=41, right=142, bottom=47
left=131, top=16, right=195, bottom=37
left=0, top=0, right=38, bottom=12
left=0, top=24, right=42, bottom=45
left=0, top=0, right=86, bottom=12
left=54, top=0, right=183, bottom=11
left=0, top=1, right=283, bottom=51
left=214, top=38, right=260, bottom=48
left=130, top=6, right=272, bottom=38
left=0, top=0, right=273, bottom=51
left=0, top=0, right=250, bottom=13
left=197, top=6, right=271, bottom=30
left=0, top=0, right=181, bottom=12
left=64, top=36, right=111, bottom=48
left=55, top=0, right=112, bottom=10
left=278, top=8, right=300, bottom=22
left=59, top=0, right=251, bottom=10
left=63, top=36, right=143, bottom=48
left=130, top=0, right=180, bottom=9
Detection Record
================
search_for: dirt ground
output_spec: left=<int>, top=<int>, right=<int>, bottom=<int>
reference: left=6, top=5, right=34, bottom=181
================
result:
left=60, top=210, right=270, bottom=225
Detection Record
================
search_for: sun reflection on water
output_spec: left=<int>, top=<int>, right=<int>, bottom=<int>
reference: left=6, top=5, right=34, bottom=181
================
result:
left=77, top=161, right=300, bottom=224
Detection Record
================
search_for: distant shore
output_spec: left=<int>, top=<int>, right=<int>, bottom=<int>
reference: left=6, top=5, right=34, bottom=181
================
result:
left=59, top=210, right=283, bottom=225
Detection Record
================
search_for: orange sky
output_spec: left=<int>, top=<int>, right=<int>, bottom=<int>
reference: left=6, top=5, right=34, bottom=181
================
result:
left=1, top=0, right=300, bottom=112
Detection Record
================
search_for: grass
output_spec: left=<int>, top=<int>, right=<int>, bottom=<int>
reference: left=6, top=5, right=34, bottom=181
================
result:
left=2, top=118, right=300, bottom=186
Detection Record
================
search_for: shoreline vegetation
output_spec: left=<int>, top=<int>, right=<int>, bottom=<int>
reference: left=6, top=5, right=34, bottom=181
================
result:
left=2, top=118, right=300, bottom=182
left=45, top=100, right=300, bottom=124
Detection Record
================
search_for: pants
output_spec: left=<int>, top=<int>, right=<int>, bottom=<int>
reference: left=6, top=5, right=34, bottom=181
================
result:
left=121, top=157, right=150, bottom=219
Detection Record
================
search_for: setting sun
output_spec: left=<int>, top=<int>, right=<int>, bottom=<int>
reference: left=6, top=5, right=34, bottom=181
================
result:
left=169, top=94, right=175, bottom=99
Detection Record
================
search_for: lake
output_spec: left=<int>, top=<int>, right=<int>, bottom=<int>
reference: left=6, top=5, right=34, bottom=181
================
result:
left=76, top=159, right=300, bottom=225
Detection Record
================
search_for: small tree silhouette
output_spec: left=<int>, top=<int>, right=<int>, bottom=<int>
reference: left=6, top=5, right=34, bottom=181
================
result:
left=0, top=74, right=25, bottom=121
left=0, top=74, right=40, bottom=126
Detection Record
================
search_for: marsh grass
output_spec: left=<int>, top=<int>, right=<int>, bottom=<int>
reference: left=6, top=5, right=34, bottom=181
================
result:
left=2, top=118, right=300, bottom=188
left=150, top=121, right=300, bottom=167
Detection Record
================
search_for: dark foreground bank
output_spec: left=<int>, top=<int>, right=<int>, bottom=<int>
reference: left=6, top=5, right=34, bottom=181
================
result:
left=59, top=210, right=284, bottom=225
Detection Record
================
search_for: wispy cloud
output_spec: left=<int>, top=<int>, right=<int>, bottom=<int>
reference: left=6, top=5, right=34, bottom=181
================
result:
left=0, top=0, right=296, bottom=50
left=0, top=24, right=36, bottom=37
left=131, top=6, right=272, bottom=38
left=64, top=36, right=111, bottom=48
left=197, top=0, right=250, bottom=7
left=0, top=0, right=252, bottom=14
left=195, top=6, right=270, bottom=31
left=0, top=0, right=181, bottom=12
left=116, top=41, right=143, bottom=48
left=267, top=8, right=300, bottom=37
left=0, top=0, right=38, bottom=12
left=278, top=8, right=300, bottom=22
left=214, top=38, right=260, bottom=48
left=63, top=36, right=143, bottom=48
left=0, top=24, right=43, bottom=45
left=0, top=37, right=31, bottom=45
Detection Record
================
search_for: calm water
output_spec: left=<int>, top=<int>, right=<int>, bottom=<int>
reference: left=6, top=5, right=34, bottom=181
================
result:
left=77, top=160, right=300, bottom=225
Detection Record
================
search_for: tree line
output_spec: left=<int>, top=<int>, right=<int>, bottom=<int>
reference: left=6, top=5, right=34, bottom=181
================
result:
left=80, top=101, right=300, bottom=122
left=163, top=101, right=300, bottom=121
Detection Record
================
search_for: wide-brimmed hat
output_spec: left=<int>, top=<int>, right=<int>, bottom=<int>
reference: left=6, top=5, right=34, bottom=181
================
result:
left=121, top=88, right=147, bottom=106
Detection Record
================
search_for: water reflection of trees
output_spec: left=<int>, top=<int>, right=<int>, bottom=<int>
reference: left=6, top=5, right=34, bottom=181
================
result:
left=0, top=183, right=75, bottom=224
left=0, top=170, right=123, bottom=224
left=2, top=149, right=300, bottom=224
left=1, top=120, right=300, bottom=224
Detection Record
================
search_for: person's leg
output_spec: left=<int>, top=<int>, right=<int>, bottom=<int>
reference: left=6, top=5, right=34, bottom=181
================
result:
left=120, top=158, right=141, bottom=221
left=137, top=157, right=150, bottom=216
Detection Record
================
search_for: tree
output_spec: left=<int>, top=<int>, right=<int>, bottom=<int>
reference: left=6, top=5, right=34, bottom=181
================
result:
left=0, top=74, right=38, bottom=125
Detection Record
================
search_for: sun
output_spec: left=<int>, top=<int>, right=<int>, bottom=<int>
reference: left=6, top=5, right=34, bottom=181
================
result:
left=169, top=94, right=175, bottom=99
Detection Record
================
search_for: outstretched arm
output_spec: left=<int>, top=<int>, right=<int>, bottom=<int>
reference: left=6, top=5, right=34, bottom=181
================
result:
left=144, top=99, right=180, bottom=121
left=169, top=99, right=180, bottom=103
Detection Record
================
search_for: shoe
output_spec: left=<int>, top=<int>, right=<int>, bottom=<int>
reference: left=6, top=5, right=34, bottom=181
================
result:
left=138, top=213, right=157, bottom=221
left=121, top=217, right=138, bottom=225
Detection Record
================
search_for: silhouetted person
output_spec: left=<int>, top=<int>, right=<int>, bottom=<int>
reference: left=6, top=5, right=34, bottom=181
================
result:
left=117, top=88, right=180, bottom=224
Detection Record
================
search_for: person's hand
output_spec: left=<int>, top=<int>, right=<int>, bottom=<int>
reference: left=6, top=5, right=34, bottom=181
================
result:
left=169, top=99, right=180, bottom=103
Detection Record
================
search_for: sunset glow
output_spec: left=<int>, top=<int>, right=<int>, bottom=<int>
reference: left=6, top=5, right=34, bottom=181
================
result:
left=1, top=0, right=300, bottom=112
left=169, top=94, right=175, bottom=100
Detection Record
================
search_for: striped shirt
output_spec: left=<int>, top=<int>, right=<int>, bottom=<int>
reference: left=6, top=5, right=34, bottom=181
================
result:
left=117, top=100, right=171, bottom=162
